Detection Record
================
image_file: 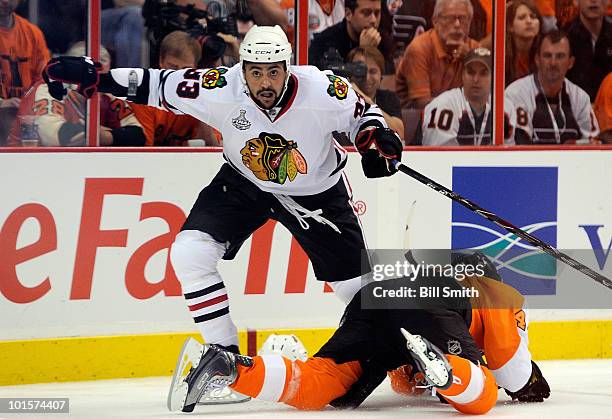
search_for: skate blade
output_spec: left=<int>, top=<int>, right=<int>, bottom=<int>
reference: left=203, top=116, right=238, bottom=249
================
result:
left=198, top=386, right=251, bottom=405
left=167, top=337, right=204, bottom=411
left=400, top=328, right=450, bottom=388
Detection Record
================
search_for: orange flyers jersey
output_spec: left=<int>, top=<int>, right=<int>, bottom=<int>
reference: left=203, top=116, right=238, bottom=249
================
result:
left=463, top=276, right=532, bottom=392
left=131, top=104, right=201, bottom=146
left=8, top=82, right=141, bottom=146
left=594, top=73, right=612, bottom=136
left=0, top=14, right=50, bottom=99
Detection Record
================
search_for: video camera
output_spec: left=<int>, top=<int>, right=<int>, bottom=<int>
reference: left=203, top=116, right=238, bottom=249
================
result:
left=142, top=0, right=240, bottom=46
left=321, top=48, right=367, bottom=83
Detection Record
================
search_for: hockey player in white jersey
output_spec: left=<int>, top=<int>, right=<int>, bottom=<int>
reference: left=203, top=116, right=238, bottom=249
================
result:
left=43, top=25, right=403, bottom=408
left=505, top=30, right=599, bottom=144
left=421, top=47, right=516, bottom=146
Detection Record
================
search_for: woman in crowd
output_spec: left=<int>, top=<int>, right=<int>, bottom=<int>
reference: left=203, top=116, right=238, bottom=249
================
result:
left=505, top=0, right=542, bottom=86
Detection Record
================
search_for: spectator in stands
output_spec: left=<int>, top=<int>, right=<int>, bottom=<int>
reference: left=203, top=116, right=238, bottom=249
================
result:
left=593, top=72, right=612, bottom=143
left=8, top=43, right=146, bottom=147
left=505, top=30, right=599, bottom=144
left=565, top=0, right=612, bottom=102
left=418, top=47, right=515, bottom=146
left=102, top=0, right=146, bottom=67
left=505, top=0, right=542, bottom=87
left=347, top=46, right=404, bottom=139
left=159, top=30, right=202, bottom=70
left=131, top=31, right=219, bottom=146
left=394, top=0, right=490, bottom=40
left=0, top=0, right=50, bottom=145
left=309, top=0, right=395, bottom=73
left=532, top=0, right=602, bottom=32
left=395, top=0, right=479, bottom=109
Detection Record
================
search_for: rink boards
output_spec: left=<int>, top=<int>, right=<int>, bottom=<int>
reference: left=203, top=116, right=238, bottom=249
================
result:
left=1, top=148, right=611, bottom=384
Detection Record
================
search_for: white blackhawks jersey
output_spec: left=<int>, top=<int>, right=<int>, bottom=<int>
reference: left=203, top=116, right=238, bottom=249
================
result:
left=113, top=64, right=385, bottom=195
left=505, top=74, right=599, bottom=144
left=308, top=0, right=345, bottom=36
left=421, top=87, right=516, bottom=146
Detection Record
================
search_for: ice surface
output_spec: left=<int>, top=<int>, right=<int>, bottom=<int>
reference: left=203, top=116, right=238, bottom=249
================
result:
left=0, top=359, right=610, bottom=418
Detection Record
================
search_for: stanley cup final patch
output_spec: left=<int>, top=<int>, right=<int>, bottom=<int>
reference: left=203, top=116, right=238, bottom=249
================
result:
left=232, top=110, right=251, bottom=130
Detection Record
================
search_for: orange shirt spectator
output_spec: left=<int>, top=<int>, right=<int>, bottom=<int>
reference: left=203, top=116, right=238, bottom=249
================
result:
left=0, top=15, right=49, bottom=99
left=593, top=72, right=612, bottom=143
left=395, top=28, right=478, bottom=108
left=0, top=5, right=50, bottom=144
left=132, top=106, right=210, bottom=146
left=395, top=0, right=479, bottom=109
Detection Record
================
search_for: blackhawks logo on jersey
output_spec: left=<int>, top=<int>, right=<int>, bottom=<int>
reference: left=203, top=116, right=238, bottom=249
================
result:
left=240, top=133, right=308, bottom=184
left=326, top=74, right=348, bottom=100
left=201, top=67, right=228, bottom=89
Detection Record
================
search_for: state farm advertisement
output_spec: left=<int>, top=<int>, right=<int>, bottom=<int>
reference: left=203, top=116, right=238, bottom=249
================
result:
left=1, top=150, right=612, bottom=339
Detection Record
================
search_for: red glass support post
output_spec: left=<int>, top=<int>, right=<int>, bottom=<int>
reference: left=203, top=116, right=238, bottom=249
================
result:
left=296, top=0, right=309, bottom=65
left=493, top=0, right=506, bottom=145
left=86, top=0, right=101, bottom=147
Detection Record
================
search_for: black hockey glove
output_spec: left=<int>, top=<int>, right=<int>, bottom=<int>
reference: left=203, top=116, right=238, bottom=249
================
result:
left=505, top=361, right=550, bottom=402
left=355, top=126, right=403, bottom=178
left=43, top=56, right=101, bottom=100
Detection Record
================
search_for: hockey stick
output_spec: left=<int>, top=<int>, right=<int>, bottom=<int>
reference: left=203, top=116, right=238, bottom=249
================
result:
left=391, top=160, right=612, bottom=290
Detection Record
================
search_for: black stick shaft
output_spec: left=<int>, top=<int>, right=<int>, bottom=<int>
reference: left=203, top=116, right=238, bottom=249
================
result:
left=392, top=161, right=612, bottom=290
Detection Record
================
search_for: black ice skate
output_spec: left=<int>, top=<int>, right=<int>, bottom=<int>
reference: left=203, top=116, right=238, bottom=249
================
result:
left=400, top=328, right=453, bottom=390
left=167, top=337, right=253, bottom=412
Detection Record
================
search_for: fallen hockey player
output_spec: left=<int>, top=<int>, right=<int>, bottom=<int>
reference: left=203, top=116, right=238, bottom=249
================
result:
left=168, top=252, right=550, bottom=414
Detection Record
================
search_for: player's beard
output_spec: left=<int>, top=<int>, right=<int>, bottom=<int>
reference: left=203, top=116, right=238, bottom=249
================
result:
left=254, top=88, right=279, bottom=109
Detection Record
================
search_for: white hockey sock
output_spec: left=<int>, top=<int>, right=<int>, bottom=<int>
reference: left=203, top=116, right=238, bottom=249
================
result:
left=171, top=230, right=239, bottom=348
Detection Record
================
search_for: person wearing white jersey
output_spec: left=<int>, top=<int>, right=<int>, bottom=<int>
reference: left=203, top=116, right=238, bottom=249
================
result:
left=420, top=47, right=516, bottom=146
left=505, top=30, right=600, bottom=144
left=42, top=24, right=403, bottom=404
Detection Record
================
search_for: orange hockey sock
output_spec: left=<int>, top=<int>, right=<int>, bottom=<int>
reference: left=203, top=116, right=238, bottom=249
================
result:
left=437, top=354, right=498, bottom=414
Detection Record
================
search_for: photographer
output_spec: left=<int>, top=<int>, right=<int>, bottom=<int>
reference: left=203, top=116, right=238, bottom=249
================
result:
left=347, top=46, right=404, bottom=140
left=143, top=0, right=287, bottom=66
left=309, top=0, right=394, bottom=73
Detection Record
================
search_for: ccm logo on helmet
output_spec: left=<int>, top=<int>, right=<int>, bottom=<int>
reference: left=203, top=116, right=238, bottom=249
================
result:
left=255, top=51, right=272, bottom=54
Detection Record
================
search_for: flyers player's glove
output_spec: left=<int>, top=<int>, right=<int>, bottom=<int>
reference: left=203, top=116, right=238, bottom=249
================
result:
left=43, top=56, right=101, bottom=100
left=355, top=126, right=403, bottom=178
left=505, top=361, right=550, bottom=402
left=388, top=364, right=428, bottom=397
